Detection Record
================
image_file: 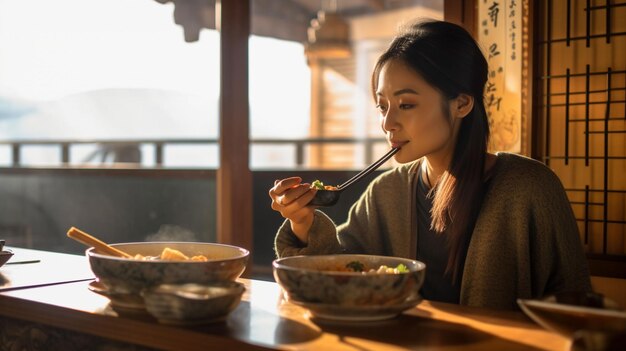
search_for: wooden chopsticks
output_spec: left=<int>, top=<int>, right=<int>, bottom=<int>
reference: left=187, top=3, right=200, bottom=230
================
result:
left=67, top=227, right=132, bottom=258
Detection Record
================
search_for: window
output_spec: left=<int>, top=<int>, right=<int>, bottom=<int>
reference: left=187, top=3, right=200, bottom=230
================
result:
left=249, top=0, right=443, bottom=170
left=0, top=0, right=443, bottom=170
left=0, top=0, right=219, bottom=168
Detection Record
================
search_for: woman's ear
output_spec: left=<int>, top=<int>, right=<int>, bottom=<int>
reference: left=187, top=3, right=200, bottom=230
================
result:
left=451, top=94, right=474, bottom=119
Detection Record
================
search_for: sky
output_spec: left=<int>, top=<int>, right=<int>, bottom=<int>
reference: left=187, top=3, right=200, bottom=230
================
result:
left=0, top=0, right=311, bottom=141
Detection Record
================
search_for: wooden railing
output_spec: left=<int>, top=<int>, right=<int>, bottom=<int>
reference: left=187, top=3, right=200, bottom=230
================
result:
left=0, top=137, right=387, bottom=168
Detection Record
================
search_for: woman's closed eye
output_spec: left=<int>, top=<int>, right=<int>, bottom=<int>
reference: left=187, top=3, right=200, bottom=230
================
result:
left=399, top=103, right=416, bottom=110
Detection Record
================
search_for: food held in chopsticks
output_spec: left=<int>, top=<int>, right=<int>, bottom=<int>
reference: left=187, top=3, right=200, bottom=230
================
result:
left=310, top=180, right=338, bottom=190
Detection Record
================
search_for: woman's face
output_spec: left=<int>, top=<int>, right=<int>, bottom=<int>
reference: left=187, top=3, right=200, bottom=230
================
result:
left=375, top=59, right=462, bottom=164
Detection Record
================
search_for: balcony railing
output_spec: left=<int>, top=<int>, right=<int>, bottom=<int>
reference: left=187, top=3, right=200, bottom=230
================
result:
left=0, top=137, right=388, bottom=169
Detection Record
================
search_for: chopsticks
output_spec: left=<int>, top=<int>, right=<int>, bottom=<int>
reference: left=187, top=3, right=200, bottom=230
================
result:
left=67, top=227, right=132, bottom=258
left=337, top=147, right=400, bottom=190
left=5, top=260, right=41, bottom=265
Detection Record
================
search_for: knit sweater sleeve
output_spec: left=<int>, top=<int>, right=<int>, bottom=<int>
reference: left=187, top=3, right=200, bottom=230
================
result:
left=274, top=210, right=343, bottom=258
left=336, top=177, right=392, bottom=255
left=461, top=154, right=591, bottom=309
left=274, top=167, right=407, bottom=258
left=529, top=166, right=592, bottom=296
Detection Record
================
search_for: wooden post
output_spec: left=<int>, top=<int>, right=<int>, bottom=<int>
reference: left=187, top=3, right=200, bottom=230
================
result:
left=217, top=0, right=253, bottom=256
left=308, top=57, right=323, bottom=168
left=444, top=0, right=477, bottom=37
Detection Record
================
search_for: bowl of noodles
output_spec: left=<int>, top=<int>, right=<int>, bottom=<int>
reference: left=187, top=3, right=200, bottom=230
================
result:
left=273, top=254, right=426, bottom=320
left=87, top=242, right=249, bottom=296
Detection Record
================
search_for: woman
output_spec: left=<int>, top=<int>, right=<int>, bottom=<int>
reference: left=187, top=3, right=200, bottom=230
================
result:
left=268, top=20, right=591, bottom=310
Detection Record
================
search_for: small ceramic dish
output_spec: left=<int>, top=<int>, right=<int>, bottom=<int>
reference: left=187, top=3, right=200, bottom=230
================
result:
left=518, top=292, right=626, bottom=338
left=142, top=281, right=245, bottom=325
left=0, top=249, right=14, bottom=268
left=88, top=280, right=146, bottom=311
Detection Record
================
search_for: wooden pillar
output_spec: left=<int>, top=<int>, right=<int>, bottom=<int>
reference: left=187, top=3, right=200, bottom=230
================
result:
left=444, top=0, right=477, bottom=37
left=308, top=58, right=323, bottom=168
left=217, top=0, right=252, bottom=254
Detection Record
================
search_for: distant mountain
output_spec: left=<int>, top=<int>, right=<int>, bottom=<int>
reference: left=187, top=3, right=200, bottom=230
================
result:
left=0, top=96, right=37, bottom=120
left=0, top=88, right=218, bottom=140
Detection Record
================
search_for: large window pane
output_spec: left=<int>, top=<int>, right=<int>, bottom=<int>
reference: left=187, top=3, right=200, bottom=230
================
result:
left=0, top=0, right=219, bottom=167
left=249, top=0, right=443, bottom=170
left=0, top=0, right=220, bottom=253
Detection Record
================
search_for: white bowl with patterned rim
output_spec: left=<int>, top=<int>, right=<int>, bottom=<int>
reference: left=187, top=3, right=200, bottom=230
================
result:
left=273, top=254, right=426, bottom=309
left=87, top=242, right=249, bottom=295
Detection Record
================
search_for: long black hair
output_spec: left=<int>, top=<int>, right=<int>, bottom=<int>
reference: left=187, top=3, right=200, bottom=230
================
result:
left=371, top=20, right=490, bottom=280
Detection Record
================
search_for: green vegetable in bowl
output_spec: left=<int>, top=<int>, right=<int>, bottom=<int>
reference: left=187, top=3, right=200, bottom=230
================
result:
left=395, top=264, right=409, bottom=273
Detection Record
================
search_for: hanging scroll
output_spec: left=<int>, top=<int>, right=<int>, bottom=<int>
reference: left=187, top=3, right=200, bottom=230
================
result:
left=478, top=0, right=524, bottom=153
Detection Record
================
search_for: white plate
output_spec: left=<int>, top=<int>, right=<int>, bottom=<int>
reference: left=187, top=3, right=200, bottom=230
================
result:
left=289, top=293, right=422, bottom=322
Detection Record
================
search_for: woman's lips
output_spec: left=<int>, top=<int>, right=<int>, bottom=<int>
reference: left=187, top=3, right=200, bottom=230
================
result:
left=390, top=141, right=408, bottom=149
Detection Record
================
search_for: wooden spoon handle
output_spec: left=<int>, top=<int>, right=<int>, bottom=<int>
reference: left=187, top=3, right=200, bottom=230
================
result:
left=67, top=227, right=132, bottom=258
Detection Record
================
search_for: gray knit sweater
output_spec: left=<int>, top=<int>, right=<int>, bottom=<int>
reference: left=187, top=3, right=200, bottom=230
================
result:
left=274, top=153, right=592, bottom=310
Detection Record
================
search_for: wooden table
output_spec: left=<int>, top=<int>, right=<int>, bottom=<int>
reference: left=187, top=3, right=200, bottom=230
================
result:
left=0, top=247, right=94, bottom=291
left=0, top=249, right=570, bottom=351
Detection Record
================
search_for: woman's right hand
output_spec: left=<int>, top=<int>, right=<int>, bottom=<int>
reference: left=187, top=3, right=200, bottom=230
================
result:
left=269, top=177, right=317, bottom=244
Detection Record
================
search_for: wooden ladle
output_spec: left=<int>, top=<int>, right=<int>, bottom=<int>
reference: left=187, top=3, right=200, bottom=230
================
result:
left=67, top=227, right=132, bottom=258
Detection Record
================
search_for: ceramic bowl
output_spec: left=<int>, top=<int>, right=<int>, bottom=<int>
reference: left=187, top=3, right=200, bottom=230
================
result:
left=87, top=242, right=249, bottom=295
left=273, top=254, right=426, bottom=306
left=518, top=292, right=626, bottom=338
left=0, top=249, right=13, bottom=267
left=142, top=281, right=245, bottom=324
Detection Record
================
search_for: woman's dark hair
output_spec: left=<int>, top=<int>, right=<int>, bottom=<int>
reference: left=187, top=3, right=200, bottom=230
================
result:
left=371, top=20, right=490, bottom=280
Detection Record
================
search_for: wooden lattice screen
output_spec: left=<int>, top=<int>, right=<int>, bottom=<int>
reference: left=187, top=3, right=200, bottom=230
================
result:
left=534, top=0, right=626, bottom=278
